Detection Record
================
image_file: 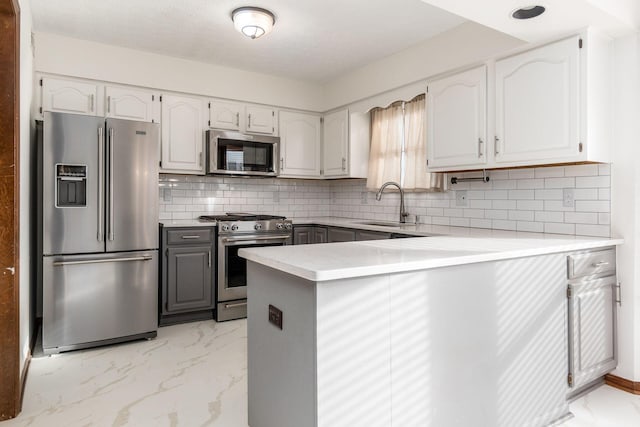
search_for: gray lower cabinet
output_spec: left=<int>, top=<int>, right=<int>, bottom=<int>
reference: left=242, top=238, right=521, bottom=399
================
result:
left=567, top=248, right=617, bottom=394
left=294, top=226, right=328, bottom=245
left=355, top=230, right=391, bottom=241
left=314, top=227, right=328, bottom=243
left=160, top=226, right=215, bottom=325
left=327, top=227, right=356, bottom=242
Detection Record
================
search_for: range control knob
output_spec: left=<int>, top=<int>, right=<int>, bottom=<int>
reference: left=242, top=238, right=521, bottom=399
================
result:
left=254, top=223, right=263, bottom=230
left=285, top=223, right=292, bottom=230
left=231, top=224, right=239, bottom=231
left=276, top=223, right=284, bottom=230
left=221, top=224, right=229, bottom=232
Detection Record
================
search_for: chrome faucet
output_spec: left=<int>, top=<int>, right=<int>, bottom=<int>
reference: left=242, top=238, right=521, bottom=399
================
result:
left=375, top=181, right=409, bottom=223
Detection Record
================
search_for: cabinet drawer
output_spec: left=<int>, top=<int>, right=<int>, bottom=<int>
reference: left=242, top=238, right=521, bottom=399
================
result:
left=166, top=228, right=213, bottom=245
left=568, top=249, right=616, bottom=279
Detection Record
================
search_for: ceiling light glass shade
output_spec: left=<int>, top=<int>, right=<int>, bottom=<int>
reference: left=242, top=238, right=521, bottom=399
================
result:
left=232, top=7, right=275, bottom=39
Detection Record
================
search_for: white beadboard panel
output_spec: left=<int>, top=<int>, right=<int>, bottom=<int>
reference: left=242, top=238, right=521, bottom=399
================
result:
left=158, top=164, right=611, bottom=237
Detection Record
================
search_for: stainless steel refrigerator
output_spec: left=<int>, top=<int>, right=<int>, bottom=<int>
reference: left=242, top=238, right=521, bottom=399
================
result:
left=38, top=112, right=159, bottom=354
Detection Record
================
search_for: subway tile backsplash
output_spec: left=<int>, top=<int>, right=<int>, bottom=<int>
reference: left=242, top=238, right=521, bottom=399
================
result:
left=159, top=164, right=612, bottom=237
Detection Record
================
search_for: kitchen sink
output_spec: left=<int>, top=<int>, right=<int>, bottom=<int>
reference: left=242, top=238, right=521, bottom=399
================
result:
left=358, top=221, right=403, bottom=228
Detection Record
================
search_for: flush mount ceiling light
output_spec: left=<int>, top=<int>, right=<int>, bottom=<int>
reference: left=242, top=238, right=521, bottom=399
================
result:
left=232, top=7, right=275, bottom=39
left=511, top=5, right=546, bottom=19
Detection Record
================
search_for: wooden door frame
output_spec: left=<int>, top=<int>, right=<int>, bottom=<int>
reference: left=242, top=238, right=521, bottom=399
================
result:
left=0, top=0, right=21, bottom=420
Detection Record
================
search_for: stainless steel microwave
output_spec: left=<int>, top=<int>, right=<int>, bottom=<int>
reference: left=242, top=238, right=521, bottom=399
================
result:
left=206, top=130, right=279, bottom=177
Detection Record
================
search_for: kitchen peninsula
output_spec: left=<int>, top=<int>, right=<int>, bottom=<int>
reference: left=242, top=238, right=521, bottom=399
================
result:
left=240, top=233, right=622, bottom=427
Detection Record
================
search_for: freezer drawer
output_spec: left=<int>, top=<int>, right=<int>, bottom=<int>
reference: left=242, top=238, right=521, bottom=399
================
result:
left=43, top=251, right=158, bottom=354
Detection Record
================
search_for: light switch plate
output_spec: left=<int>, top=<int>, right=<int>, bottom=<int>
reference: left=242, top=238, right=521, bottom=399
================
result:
left=563, top=188, right=574, bottom=208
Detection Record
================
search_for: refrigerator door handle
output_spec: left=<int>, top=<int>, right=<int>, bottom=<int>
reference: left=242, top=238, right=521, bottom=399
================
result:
left=108, top=128, right=115, bottom=241
left=52, top=255, right=153, bottom=267
left=97, top=126, right=104, bottom=242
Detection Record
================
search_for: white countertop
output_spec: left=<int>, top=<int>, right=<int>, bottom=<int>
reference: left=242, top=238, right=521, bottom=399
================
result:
left=240, top=230, right=623, bottom=282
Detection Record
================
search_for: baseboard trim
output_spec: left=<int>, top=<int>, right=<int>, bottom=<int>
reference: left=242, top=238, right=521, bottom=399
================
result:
left=605, top=374, right=640, bottom=395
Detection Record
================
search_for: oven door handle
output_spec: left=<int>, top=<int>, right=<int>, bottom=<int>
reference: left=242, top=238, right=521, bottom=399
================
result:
left=221, top=234, right=291, bottom=243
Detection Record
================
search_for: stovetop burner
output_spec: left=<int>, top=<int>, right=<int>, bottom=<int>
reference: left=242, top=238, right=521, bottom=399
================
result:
left=198, top=213, right=286, bottom=222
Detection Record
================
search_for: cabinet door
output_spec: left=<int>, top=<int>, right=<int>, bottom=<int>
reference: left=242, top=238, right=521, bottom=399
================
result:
left=327, top=227, right=356, bottom=243
left=568, top=276, right=617, bottom=390
left=279, top=111, right=322, bottom=177
left=313, top=227, right=328, bottom=244
left=106, top=86, right=158, bottom=123
left=209, top=101, right=242, bottom=131
left=293, top=226, right=314, bottom=245
left=246, top=105, right=277, bottom=135
left=323, top=109, right=349, bottom=177
left=41, top=77, right=101, bottom=116
left=166, top=245, right=213, bottom=313
left=495, top=36, right=580, bottom=165
left=427, top=66, right=487, bottom=169
left=161, top=94, right=206, bottom=173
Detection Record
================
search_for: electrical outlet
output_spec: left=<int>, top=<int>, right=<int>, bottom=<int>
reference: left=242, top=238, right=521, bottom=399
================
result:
left=563, top=188, right=574, bottom=208
left=456, top=190, right=468, bottom=207
left=361, top=192, right=368, bottom=204
left=163, top=188, right=172, bottom=202
left=273, top=191, right=280, bottom=203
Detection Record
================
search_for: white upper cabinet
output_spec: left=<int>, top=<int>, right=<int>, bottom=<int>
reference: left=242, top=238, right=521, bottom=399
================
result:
left=41, top=77, right=102, bottom=117
left=323, top=109, right=349, bottom=177
left=279, top=111, right=321, bottom=178
left=246, top=105, right=278, bottom=135
left=160, top=94, right=207, bottom=174
left=105, top=86, right=159, bottom=123
left=427, top=65, right=487, bottom=171
left=209, top=101, right=242, bottom=131
left=495, top=36, right=580, bottom=166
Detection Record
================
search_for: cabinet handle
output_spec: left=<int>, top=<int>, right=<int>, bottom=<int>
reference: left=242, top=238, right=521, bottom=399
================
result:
left=208, top=251, right=211, bottom=268
left=591, top=261, right=610, bottom=268
left=478, top=138, right=484, bottom=158
left=199, top=152, right=203, bottom=167
left=280, top=157, right=284, bottom=170
left=180, top=235, right=201, bottom=239
left=494, top=136, right=500, bottom=156
left=248, top=114, right=252, bottom=128
left=90, top=94, right=95, bottom=112
left=342, top=157, right=346, bottom=171
left=236, top=112, right=240, bottom=126
left=107, top=96, right=111, bottom=113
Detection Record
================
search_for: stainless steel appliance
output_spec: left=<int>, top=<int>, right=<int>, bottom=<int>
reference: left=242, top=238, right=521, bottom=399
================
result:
left=38, top=112, right=159, bottom=354
left=199, top=213, right=292, bottom=321
left=206, top=129, right=279, bottom=177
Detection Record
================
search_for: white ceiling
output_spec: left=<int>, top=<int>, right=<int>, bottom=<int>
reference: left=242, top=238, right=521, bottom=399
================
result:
left=30, top=0, right=466, bottom=83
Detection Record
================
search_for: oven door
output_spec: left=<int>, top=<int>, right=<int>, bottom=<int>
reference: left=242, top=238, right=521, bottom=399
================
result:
left=217, top=234, right=290, bottom=302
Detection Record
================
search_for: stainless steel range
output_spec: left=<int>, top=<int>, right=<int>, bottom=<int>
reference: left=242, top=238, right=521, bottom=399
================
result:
left=199, top=213, right=292, bottom=321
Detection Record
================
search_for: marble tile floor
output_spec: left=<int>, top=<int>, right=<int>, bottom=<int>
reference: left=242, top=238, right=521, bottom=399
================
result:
left=3, top=319, right=640, bottom=427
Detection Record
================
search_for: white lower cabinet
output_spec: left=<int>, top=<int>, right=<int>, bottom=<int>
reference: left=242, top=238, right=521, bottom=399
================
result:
left=279, top=111, right=321, bottom=178
left=427, top=65, right=487, bottom=170
left=41, top=77, right=102, bottom=117
left=567, top=249, right=617, bottom=394
left=106, top=86, right=159, bottom=123
left=160, top=94, right=207, bottom=174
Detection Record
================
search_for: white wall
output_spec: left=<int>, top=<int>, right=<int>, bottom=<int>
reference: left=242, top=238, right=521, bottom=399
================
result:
left=33, top=32, right=325, bottom=112
left=321, top=22, right=523, bottom=110
left=18, top=0, right=33, bottom=378
left=610, top=33, right=640, bottom=381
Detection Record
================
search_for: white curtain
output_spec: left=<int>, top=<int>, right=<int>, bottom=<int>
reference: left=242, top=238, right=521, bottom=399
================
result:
left=366, top=95, right=443, bottom=191
left=366, top=102, right=403, bottom=190
left=403, top=95, right=444, bottom=190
